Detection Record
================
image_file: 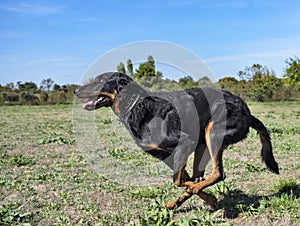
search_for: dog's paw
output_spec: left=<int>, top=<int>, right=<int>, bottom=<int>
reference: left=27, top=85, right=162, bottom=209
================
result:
left=182, top=181, right=194, bottom=187
left=163, top=202, right=177, bottom=210
left=181, top=181, right=198, bottom=194
left=183, top=180, right=207, bottom=194
left=191, top=187, right=201, bottom=194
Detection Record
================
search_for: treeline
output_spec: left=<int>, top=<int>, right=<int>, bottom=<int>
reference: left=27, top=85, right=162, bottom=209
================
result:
left=219, top=61, right=300, bottom=101
left=116, top=55, right=300, bottom=101
left=0, top=78, right=77, bottom=105
left=0, top=56, right=299, bottom=105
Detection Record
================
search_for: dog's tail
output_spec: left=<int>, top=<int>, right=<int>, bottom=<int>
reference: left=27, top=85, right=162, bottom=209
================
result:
left=250, top=116, right=279, bottom=174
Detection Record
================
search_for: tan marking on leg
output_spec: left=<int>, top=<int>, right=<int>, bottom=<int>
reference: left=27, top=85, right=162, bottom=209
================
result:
left=164, top=168, right=193, bottom=209
left=164, top=124, right=222, bottom=210
left=205, top=120, right=213, bottom=151
left=183, top=120, right=224, bottom=194
left=186, top=154, right=223, bottom=194
left=173, top=166, right=186, bottom=187
left=165, top=167, right=218, bottom=209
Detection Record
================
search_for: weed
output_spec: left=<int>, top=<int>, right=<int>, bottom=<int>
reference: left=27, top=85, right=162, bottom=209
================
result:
left=138, top=199, right=174, bottom=226
left=108, top=148, right=147, bottom=163
left=199, top=210, right=232, bottom=226
left=0, top=202, right=32, bottom=225
left=0, top=153, right=35, bottom=167
left=130, top=186, right=166, bottom=199
left=38, top=135, right=75, bottom=145
left=108, top=148, right=130, bottom=159
left=259, top=193, right=300, bottom=223
left=293, top=110, right=300, bottom=117
left=268, top=124, right=300, bottom=135
left=272, top=179, right=299, bottom=193
left=245, top=163, right=266, bottom=173
left=210, top=182, right=237, bottom=196
left=101, top=118, right=112, bottom=124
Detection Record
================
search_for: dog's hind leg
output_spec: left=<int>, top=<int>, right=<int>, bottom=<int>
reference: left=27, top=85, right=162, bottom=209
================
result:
left=192, top=144, right=218, bottom=208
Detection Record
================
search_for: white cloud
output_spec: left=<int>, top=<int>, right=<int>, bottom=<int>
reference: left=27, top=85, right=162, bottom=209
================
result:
left=167, top=0, right=248, bottom=8
left=26, top=57, right=72, bottom=65
left=1, top=2, right=64, bottom=15
left=0, top=31, right=23, bottom=39
left=78, top=17, right=98, bottom=22
left=205, top=49, right=298, bottom=63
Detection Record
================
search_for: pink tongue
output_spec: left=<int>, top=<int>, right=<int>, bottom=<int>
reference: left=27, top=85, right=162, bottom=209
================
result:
left=82, top=100, right=94, bottom=109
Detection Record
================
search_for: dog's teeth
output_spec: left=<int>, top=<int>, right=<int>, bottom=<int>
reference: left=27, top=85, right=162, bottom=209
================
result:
left=95, top=97, right=104, bottom=105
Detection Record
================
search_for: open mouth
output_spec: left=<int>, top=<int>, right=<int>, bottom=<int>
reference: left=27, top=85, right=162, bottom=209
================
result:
left=82, top=95, right=110, bottom=110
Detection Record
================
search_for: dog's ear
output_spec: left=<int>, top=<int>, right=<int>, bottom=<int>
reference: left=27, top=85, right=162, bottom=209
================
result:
left=116, top=78, right=130, bottom=93
left=119, top=78, right=128, bottom=85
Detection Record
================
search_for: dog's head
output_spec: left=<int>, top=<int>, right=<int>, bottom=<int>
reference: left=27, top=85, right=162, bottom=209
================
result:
left=74, top=72, right=133, bottom=111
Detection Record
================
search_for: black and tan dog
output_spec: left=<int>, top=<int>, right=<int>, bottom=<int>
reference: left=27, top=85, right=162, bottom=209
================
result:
left=74, top=72, right=279, bottom=209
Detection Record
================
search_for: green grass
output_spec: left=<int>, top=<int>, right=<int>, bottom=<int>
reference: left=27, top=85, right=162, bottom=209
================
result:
left=0, top=103, right=299, bottom=225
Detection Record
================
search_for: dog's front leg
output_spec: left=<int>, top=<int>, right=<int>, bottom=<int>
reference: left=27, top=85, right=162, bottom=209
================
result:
left=164, top=167, right=217, bottom=210
left=164, top=166, right=194, bottom=210
left=163, top=134, right=218, bottom=210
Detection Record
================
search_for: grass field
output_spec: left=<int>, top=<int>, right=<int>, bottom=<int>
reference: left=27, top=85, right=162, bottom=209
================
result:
left=0, top=102, right=299, bottom=225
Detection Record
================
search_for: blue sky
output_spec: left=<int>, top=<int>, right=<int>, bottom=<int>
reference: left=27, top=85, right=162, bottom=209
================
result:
left=1, top=0, right=300, bottom=85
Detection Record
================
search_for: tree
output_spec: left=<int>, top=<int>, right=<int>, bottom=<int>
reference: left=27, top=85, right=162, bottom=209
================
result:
left=134, top=56, right=157, bottom=79
left=283, top=56, right=300, bottom=87
left=2, top=93, right=19, bottom=102
left=25, top=82, right=38, bottom=93
left=66, top=84, right=78, bottom=94
left=178, top=76, right=197, bottom=88
left=198, top=76, right=212, bottom=87
left=7, top=83, right=14, bottom=91
left=127, top=59, right=133, bottom=77
left=238, top=63, right=272, bottom=81
left=218, top=77, right=238, bottom=89
left=40, top=78, right=54, bottom=91
left=148, top=55, right=155, bottom=68
left=156, top=70, right=163, bottom=78
left=39, top=91, right=49, bottom=103
left=17, top=82, right=25, bottom=92
left=134, top=62, right=155, bottom=79
left=117, top=62, right=126, bottom=74
left=20, top=92, right=39, bottom=105
left=58, top=92, right=67, bottom=103
left=16, top=81, right=22, bottom=90
left=2, top=83, right=14, bottom=92
left=17, top=82, right=38, bottom=93
left=53, top=84, right=61, bottom=91
left=238, top=64, right=281, bottom=101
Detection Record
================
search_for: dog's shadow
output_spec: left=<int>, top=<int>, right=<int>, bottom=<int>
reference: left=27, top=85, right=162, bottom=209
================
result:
left=176, top=187, right=300, bottom=219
